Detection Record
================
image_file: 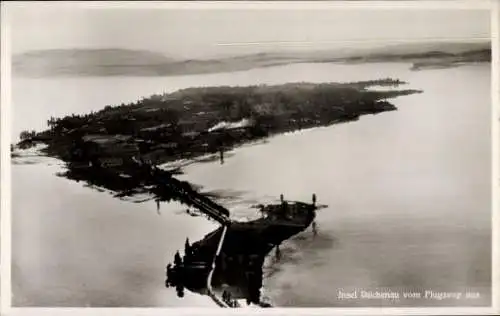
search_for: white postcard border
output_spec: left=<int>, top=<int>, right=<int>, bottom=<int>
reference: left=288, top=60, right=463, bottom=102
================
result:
left=1, top=1, right=498, bottom=315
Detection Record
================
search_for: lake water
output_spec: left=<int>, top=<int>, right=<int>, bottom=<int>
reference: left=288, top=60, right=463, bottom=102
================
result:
left=11, top=62, right=492, bottom=307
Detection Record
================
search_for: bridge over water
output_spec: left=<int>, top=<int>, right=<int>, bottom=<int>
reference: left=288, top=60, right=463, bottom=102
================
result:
left=149, top=165, right=231, bottom=225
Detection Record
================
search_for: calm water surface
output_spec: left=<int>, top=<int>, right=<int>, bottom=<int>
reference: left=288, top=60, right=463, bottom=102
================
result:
left=12, top=63, right=491, bottom=307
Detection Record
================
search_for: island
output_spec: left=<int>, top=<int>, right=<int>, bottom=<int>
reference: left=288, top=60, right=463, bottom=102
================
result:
left=14, top=79, right=422, bottom=307
left=17, top=79, right=421, bottom=162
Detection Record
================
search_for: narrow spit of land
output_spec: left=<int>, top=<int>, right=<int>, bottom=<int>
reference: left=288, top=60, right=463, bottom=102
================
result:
left=14, top=79, right=422, bottom=308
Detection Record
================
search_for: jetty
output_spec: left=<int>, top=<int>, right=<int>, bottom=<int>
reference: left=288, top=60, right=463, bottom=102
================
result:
left=207, top=225, right=230, bottom=307
left=164, top=189, right=318, bottom=307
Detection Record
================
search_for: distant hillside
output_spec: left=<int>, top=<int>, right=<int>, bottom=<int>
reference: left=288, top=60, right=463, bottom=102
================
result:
left=13, top=48, right=176, bottom=76
left=12, top=42, right=490, bottom=77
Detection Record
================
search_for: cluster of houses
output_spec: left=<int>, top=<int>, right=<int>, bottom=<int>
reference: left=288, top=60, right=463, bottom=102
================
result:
left=73, top=117, right=257, bottom=168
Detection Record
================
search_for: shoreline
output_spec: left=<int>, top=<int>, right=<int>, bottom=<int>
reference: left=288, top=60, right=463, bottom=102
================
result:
left=13, top=45, right=490, bottom=78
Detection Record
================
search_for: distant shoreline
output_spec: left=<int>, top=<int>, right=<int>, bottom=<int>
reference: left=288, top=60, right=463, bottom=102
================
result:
left=12, top=43, right=490, bottom=78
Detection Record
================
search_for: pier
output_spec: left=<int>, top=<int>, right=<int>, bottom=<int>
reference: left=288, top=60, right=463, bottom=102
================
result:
left=165, top=193, right=319, bottom=307
left=206, top=225, right=230, bottom=307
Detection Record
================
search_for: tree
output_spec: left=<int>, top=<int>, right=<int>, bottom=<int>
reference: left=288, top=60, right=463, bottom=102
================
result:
left=47, top=116, right=57, bottom=128
left=19, top=130, right=36, bottom=141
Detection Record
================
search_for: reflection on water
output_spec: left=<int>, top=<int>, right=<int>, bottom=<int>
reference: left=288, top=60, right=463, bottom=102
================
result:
left=12, top=63, right=491, bottom=307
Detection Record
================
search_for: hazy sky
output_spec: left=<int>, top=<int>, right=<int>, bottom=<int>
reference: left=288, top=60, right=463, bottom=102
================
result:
left=7, top=4, right=491, bottom=58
